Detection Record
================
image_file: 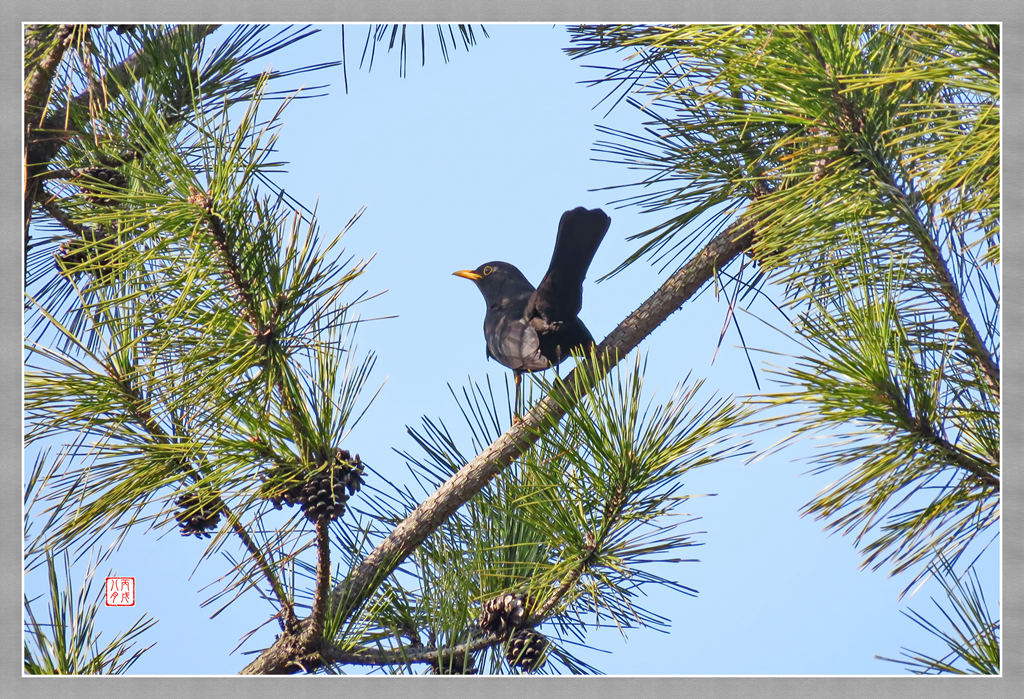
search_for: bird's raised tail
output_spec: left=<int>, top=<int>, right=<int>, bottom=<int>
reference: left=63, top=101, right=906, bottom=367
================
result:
left=527, top=207, right=610, bottom=323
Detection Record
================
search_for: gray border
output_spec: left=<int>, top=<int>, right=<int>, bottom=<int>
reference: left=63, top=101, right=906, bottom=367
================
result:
left=6, top=2, right=1020, bottom=698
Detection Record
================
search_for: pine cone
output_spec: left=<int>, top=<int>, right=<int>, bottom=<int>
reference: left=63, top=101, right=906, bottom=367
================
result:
left=337, top=449, right=364, bottom=496
left=174, top=489, right=222, bottom=538
left=259, top=461, right=298, bottom=509
left=74, top=166, right=127, bottom=204
left=505, top=629, right=548, bottom=672
left=55, top=228, right=115, bottom=280
left=294, top=471, right=346, bottom=523
left=429, top=651, right=476, bottom=675
left=55, top=239, right=88, bottom=274
left=478, top=592, right=529, bottom=637
left=264, top=449, right=364, bottom=523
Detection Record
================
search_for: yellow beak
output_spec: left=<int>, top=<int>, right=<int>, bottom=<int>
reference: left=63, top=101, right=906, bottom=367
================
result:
left=453, top=269, right=483, bottom=281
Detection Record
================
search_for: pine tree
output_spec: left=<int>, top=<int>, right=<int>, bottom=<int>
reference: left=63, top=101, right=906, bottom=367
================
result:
left=24, top=23, right=998, bottom=675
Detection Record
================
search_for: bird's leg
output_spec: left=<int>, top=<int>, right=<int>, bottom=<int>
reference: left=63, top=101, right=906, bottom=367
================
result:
left=513, top=371, right=523, bottom=424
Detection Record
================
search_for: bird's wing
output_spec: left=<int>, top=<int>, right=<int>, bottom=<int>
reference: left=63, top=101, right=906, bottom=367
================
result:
left=526, top=207, right=610, bottom=324
left=486, top=313, right=547, bottom=372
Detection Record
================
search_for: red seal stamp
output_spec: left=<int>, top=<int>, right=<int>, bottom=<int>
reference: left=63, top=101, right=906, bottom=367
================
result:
left=105, top=577, right=135, bottom=606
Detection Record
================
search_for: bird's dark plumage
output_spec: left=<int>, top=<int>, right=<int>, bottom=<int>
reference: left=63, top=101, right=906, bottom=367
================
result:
left=454, top=207, right=610, bottom=392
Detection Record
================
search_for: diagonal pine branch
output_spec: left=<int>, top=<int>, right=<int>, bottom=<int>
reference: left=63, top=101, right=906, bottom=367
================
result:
left=240, top=215, right=756, bottom=674
left=23, top=25, right=75, bottom=129
left=877, top=172, right=1001, bottom=399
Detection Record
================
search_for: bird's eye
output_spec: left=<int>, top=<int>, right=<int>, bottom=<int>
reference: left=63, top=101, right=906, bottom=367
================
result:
left=482, top=265, right=494, bottom=276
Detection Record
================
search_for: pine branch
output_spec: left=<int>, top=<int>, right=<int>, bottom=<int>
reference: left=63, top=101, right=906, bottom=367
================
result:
left=24, top=24, right=75, bottom=240
left=188, top=186, right=311, bottom=458
left=316, top=630, right=506, bottom=669
left=301, top=517, right=332, bottom=646
left=878, top=172, right=1001, bottom=399
left=119, top=380, right=297, bottom=624
left=798, top=26, right=999, bottom=399
left=223, top=511, right=299, bottom=632
left=23, top=25, right=75, bottom=129
left=530, top=563, right=586, bottom=622
left=911, top=417, right=999, bottom=490
left=39, top=24, right=220, bottom=136
left=291, top=554, right=589, bottom=671
left=189, top=187, right=261, bottom=329
left=35, top=189, right=96, bottom=241
left=25, top=25, right=219, bottom=229
left=240, top=214, right=756, bottom=674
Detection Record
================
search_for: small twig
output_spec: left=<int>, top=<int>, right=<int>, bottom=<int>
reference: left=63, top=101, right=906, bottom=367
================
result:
left=224, top=512, right=299, bottom=631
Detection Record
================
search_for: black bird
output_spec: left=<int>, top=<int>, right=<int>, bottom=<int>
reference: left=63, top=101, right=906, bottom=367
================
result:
left=454, top=206, right=610, bottom=417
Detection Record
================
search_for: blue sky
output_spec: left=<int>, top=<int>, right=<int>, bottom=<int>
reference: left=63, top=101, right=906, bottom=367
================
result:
left=24, top=23, right=999, bottom=675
